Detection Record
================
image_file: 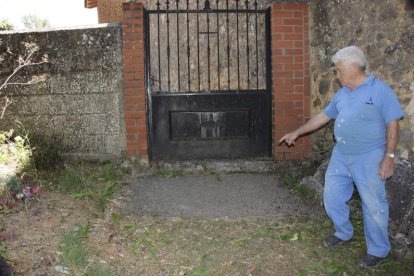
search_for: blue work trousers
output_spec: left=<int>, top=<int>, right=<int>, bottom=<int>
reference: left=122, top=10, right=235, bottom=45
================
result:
left=324, top=146, right=390, bottom=258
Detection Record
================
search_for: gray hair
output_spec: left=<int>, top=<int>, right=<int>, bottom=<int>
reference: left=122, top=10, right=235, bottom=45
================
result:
left=331, top=46, right=367, bottom=70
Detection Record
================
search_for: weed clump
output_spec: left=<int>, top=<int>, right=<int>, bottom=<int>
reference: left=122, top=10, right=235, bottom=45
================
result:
left=28, top=132, right=69, bottom=171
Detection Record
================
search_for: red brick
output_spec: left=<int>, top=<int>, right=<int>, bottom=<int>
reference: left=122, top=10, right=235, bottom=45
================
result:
left=283, top=33, right=303, bottom=41
left=124, top=65, right=145, bottom=75
left=275, top=101, right=294, bottom=109
left=124, top=49, right=145, bottom=57
left=273, top=25, right=293, bottom=33
left=272, top=56, right=294, bottom=63
left=285, top=49, right=303, bottom=55
left=284, top=152, right=304, bottom=160
left=125, top=111, right=146, bottom=119
left=274, top=94, right=304, bottom=101
left=282, top=3, right=303, bottom=11
left=293, top=26, right=304, bottom=33
left=283, top=18, right=303, bottom=26
left=123, top=33, right=144, bottom=41
left=294, top=101, right=304, bottom=108
left=285, top=108, right=303, bottom=116
left=128, top=141, right=148, bottom=148
left=294, top=56, right=304, bottom=63
left=294, top=41, right=304, bottom=48
left=126, top=134, right=137, bottom=141
left=294, top=71, right=304, bottom=78
left=272, top=71, right=295, bottom=78
left=138, top=148, right=148, bottom=156
left=124, top=88, right=140, bottom=96
left=123, top=41, right=144, bottom=50
left=126, top=96, right=146, bottom=104
left=272, top=10, right=294, bottom=18
left=123, top=25, right=144, bottom=34
left=272, top=40, right=295, bottom=49
left=294, top=11, right=303, bottom=18
left=125, top=103, right=137, bottom=112
left=124, top=82, right=144, bottom=90
left=122, top=17, right=142, bottom=24
left=294, top=85, right=304, bottom=92
left=272, top=18, right=284, bottom=26
left=137, top=132, right=148, bottom=140
left=284, top=63, right=303, bottom=71
left=127, top=148, right=138, bottom=156
left=273, top=84, right=295, bottom=93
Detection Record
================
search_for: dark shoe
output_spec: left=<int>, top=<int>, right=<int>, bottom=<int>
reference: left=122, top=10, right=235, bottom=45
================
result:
left=359, top=254, right=387, bottom=268
left=323, top=235, right=352, bottom=247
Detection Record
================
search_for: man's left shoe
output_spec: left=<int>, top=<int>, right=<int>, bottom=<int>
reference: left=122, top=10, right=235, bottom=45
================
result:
left=358, top=254, right=387, bottom=268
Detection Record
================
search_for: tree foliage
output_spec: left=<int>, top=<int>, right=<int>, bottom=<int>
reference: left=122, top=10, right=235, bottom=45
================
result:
left=0, top=19, right=14, bottom=31
left=22, top=14, right=51, bottom=30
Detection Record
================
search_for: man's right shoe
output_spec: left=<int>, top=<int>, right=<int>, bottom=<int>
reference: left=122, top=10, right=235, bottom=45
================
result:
left=323, top=235, right=352, bottom=247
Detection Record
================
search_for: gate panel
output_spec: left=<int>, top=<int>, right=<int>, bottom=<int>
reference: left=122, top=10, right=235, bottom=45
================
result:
left=145, top=1, right=271, bottom=160
left=151, top=92, right=269, bottom=160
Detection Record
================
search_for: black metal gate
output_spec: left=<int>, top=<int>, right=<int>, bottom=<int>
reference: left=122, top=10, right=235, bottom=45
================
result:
left=144, top=0, right=271, bottom=160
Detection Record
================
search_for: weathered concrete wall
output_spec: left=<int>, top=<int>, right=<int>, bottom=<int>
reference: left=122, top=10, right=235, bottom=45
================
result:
left=0, top=24, right=125, bottom=161
left=309, top=0, right=414, bottom=161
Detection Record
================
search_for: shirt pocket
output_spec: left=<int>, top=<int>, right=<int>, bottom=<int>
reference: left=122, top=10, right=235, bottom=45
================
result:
left=358, top=100, right=382, bottom=121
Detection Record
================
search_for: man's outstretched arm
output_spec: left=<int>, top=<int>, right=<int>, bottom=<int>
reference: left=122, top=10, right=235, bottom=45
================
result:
left=278, top=113, right=331, bottom=146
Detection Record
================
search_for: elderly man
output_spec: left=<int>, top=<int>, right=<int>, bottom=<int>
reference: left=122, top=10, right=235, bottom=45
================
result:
left=279, top=46, right=404, bottom=268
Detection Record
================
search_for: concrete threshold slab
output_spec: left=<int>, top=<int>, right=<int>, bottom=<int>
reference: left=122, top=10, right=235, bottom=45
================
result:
left=120, top=173, right=324, bottom=219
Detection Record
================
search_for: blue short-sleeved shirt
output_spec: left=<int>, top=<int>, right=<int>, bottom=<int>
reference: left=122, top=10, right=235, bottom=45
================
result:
left=323, top=74, right=404, bottom=155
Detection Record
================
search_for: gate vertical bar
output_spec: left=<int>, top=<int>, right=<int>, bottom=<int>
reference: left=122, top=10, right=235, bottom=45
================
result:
left=166, top=0, right=171, bottom=91
left=157, top=1, right=161, bottom=90
left=186, top=0, right=191, bottom=90
left=216, top=0, right=220, bottom=90
left=196, top=0, right=201, bottom=90
left=144, top=9, right=153, bottom=159
left=265, top=7, right=272, bottom=154
left=245, top=0, right=250, bottom=89
left=176, top=0, right=181, bottom=91
left=206, top=1, right=211, bottom=91
left=226, top=0, right=230, bottom=89
left=254, top=0, right=258, bottom=89
left=236, top=0, right=240, bottom=91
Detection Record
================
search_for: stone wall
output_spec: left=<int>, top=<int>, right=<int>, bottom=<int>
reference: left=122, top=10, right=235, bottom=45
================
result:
left=0, top=24, right=126, bottom=161
left=309, top=0, right=414, bottom=161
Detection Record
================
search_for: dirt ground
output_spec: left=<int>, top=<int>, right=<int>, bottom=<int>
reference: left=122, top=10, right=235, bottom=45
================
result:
left=0, top=170, right=412, bottom=275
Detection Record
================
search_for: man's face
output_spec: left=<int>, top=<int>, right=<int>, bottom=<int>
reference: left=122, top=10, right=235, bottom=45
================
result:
left=333, top=61, right=359, bottom=88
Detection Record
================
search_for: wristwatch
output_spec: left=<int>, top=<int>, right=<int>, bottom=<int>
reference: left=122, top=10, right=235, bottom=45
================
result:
left=385, top=153, right=395, bottom=159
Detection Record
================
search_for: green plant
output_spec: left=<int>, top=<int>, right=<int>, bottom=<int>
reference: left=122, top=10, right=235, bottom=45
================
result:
left=60, top=224, right=90, bottom=269
left=96, top=180, right=117, bottom=211
left=28, top=132, right=68, bottom=171
left=0, top=20, right=13, bottom=31
left=57, top=164, right=119, bottom=211
left=151, top=164, right=185, bottom=178
left=280, top=170, right=320, bottom=202
left=0, top=129, right=32, bottom=172
left=59, top=222, right=118, bottom=275
left=200, top=163, right=223, bottom=181
left=102, top=163, right=118, bottom=182
left=83, top=264, right=114, bottom=276
left=61, top=169, right=84, bottom=193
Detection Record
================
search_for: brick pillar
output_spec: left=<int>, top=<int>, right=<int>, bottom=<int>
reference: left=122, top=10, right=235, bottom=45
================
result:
left=122, top=2, right=148, bottom=158
left=271, top=2, right=311, bottom=160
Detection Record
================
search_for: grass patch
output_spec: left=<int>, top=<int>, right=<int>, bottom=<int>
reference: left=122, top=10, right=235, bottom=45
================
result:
left=200, top=162, right=223, bottom=181
left=60, top=223, right=115, bottom=276
left=151, top=164, right=185, bottom=178
left=280, top=170, right=320, bottom=203
left=114, top=216, right=412, bottom=275
left=39, top=163, right=120, bottom=212
left=60, top=224, right=90, bottom=269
